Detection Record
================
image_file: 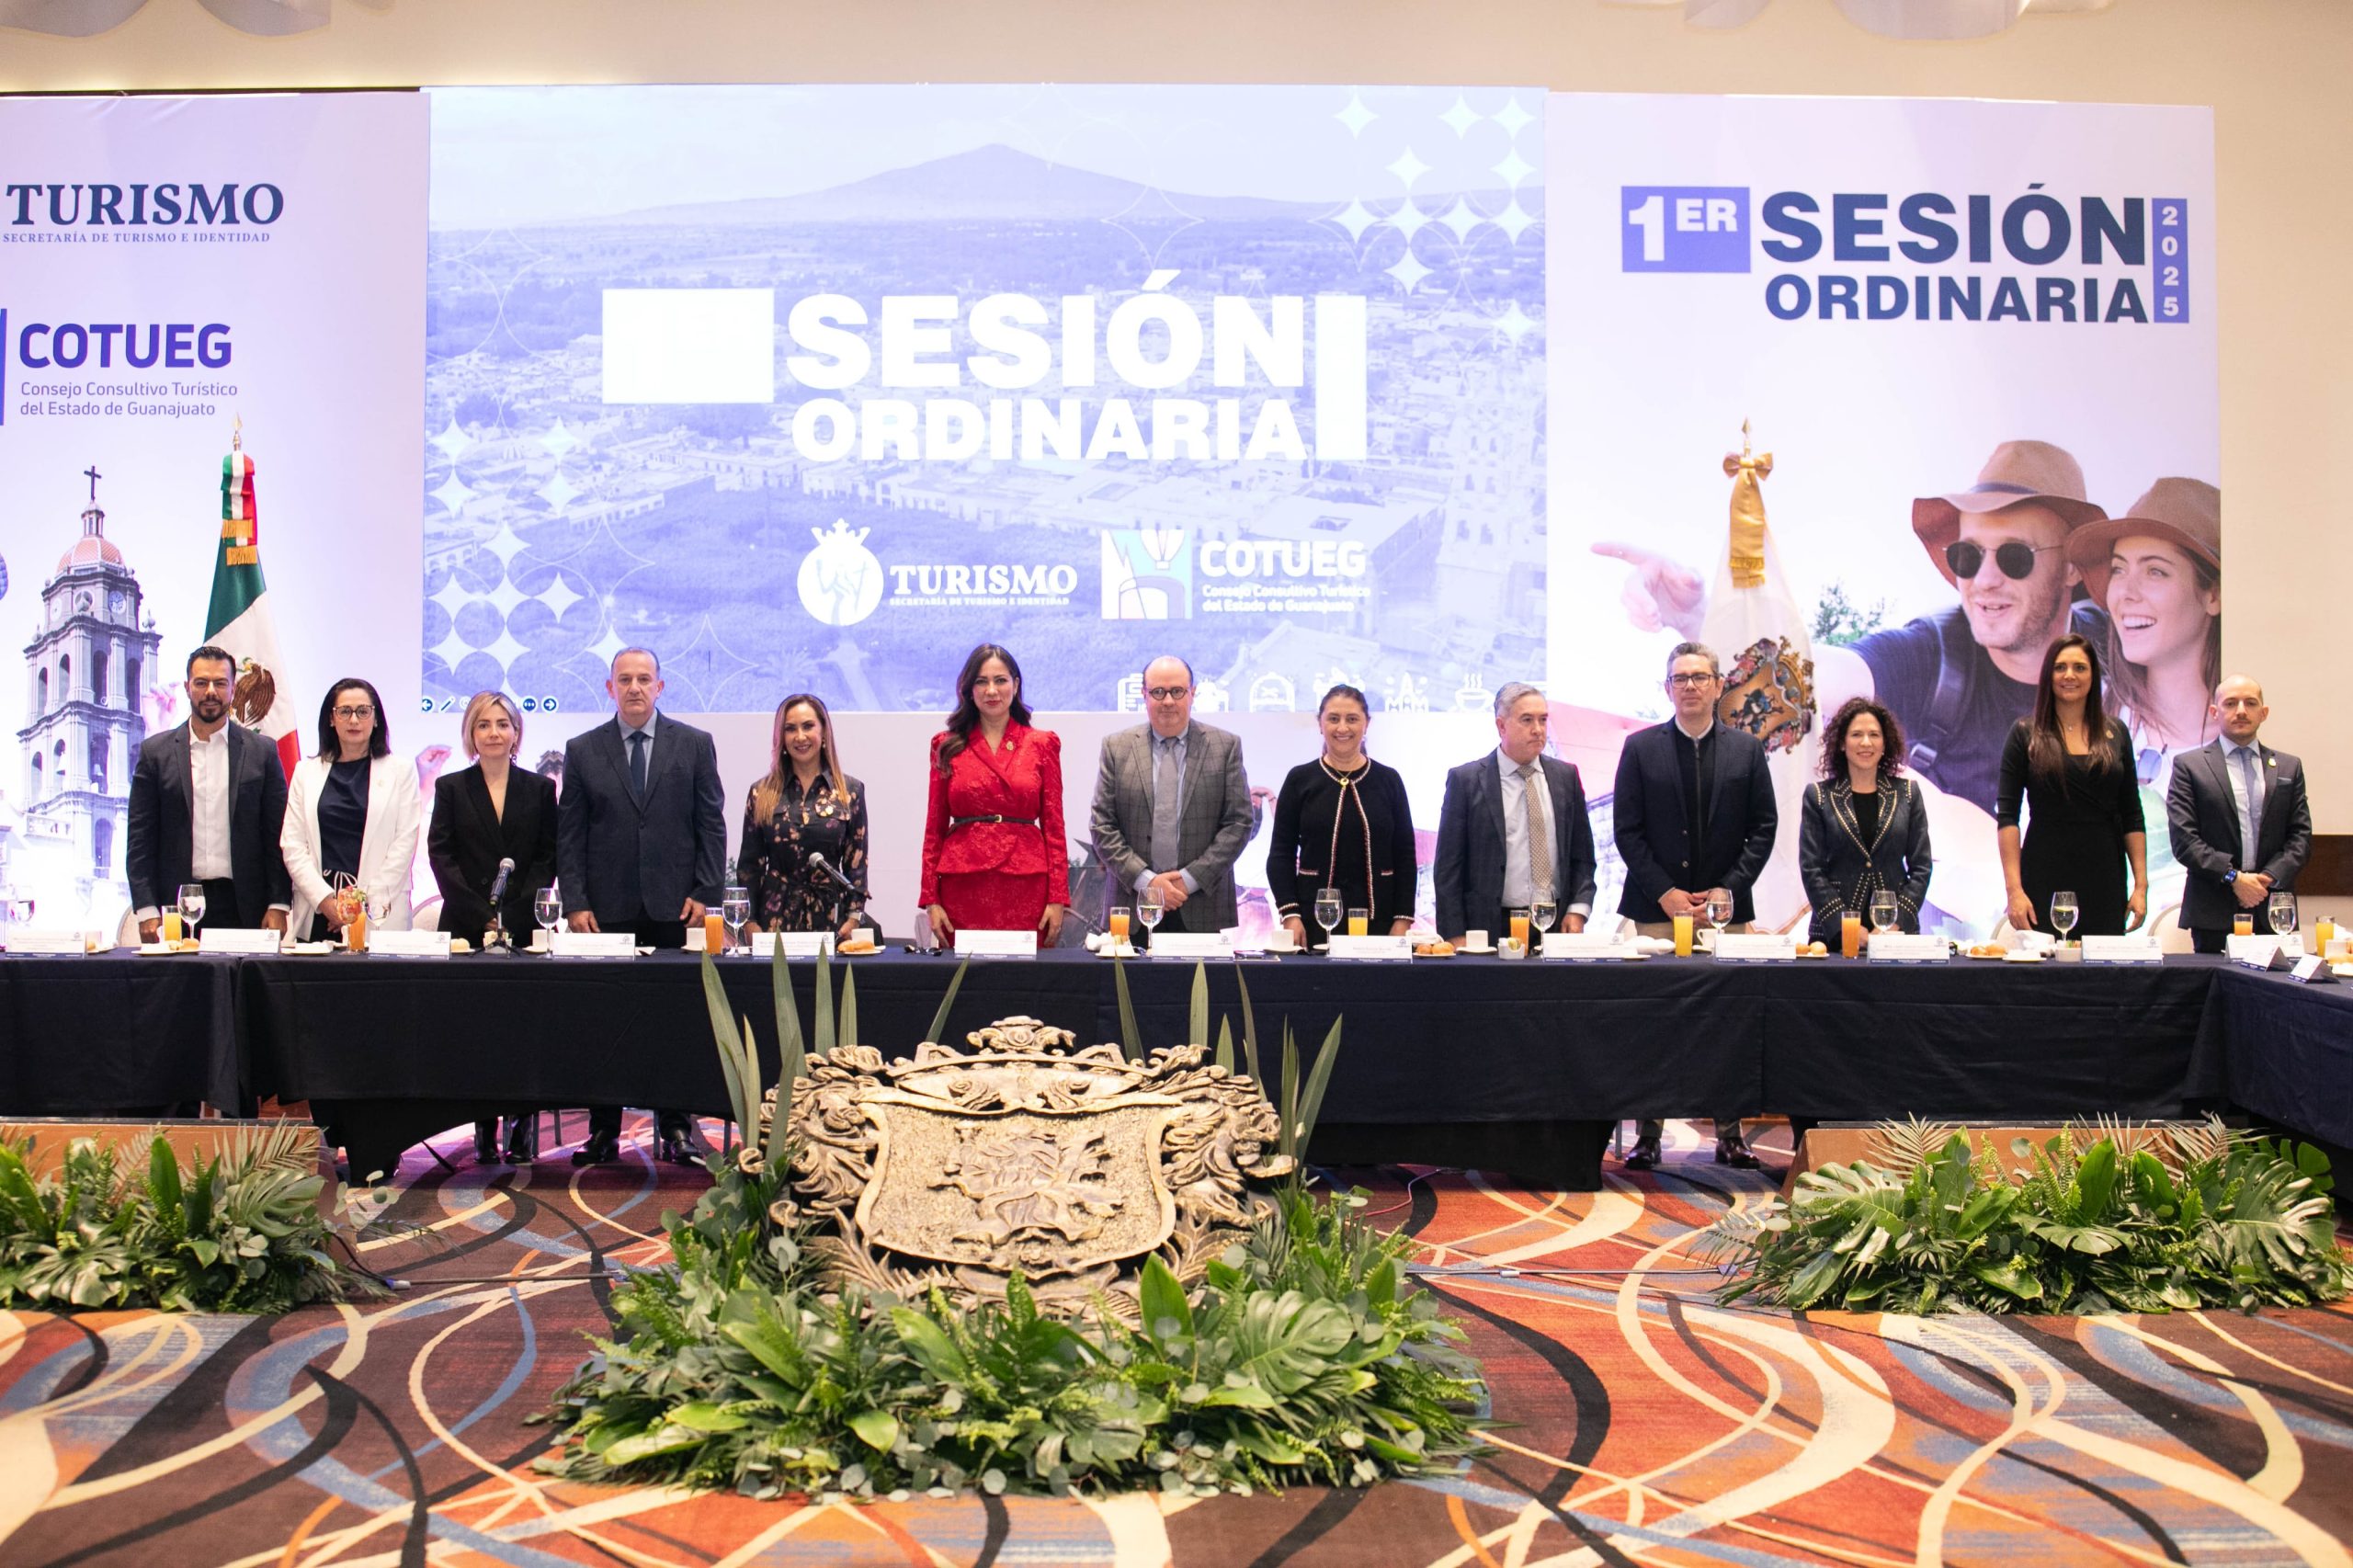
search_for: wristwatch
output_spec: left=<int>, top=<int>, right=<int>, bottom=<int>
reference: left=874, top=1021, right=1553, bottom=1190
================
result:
left=2222, top=869, right=2238, bottom=885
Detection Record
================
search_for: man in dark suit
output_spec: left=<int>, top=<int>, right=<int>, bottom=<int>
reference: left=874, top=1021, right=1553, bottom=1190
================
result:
left=2166, top=676, right=2312, bottom=954
left=1088, top=655, right=1254, bottom=935
left=1433, top=680, right=1597, bottom=940
left=558, top=647, right=727, bottom=1165
left=1613, top=642, right=1779, bottom=1169
left=126, top=644, right=290, bottom=941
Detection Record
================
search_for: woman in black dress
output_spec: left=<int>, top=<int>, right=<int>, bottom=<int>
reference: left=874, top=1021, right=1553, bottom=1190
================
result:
left=1996, top=634, right=2148, bottom=937
left=1267, top=685, right=1416, bottom=950
left=1799, top=697, right=1934, bottom=946
left=426, top=691, right=558, bottom=1164
left=740, top=693, right=869, bottom=941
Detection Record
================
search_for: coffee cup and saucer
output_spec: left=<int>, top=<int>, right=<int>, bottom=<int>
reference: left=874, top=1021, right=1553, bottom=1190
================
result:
left=1459, top=927, right=1495, bottom=955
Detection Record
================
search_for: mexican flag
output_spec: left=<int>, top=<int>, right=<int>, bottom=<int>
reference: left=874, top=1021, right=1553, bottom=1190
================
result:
left=1699, top=427, right=1818, bottom=936
left=206, top=443, right=301, bottom=773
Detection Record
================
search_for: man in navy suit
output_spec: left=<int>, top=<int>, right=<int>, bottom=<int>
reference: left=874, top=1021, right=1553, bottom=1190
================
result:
left=2166, top=676, right=2312, bottom=954
left=1433, top=681, right=1597, bottom=941
left=558, top=647, right=727, bottom=1165
left=1612, top=642, right=1779, bottom=1169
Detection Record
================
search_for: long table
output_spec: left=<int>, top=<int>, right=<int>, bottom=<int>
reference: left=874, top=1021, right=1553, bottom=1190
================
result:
left=1, top=949, right=2339, bottom=1187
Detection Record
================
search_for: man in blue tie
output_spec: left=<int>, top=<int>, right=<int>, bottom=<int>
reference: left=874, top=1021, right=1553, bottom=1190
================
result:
left=2165, top=676, right=2312, bottom=954
left=558, top=647, right=728, bottom=1164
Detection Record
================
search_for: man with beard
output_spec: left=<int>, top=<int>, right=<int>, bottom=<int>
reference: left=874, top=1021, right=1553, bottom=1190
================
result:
left=127, top=643, right=291, bottom=941
left=1597, top=440, right=2109, bottom=817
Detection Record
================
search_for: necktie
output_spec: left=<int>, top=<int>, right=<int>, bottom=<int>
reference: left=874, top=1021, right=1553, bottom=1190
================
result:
left=629, top=729, right=648, bottom=802
left=1519, top=762, right=1553, bottom=902
left=1151, top=736, right=1181, bottom=872
left=2236, top=746, right=2261, bottom=869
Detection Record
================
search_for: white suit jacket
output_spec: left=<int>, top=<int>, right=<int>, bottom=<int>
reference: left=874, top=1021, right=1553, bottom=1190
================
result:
left=282, top=752, right=421, bottom=937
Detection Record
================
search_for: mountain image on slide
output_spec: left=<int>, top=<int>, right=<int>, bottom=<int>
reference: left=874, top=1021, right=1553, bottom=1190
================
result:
left=581, top=143, right=1491, bottom=226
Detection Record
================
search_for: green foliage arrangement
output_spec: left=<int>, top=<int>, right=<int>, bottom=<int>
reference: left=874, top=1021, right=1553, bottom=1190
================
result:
left=1700, top=1118, right=2353, bottom=1315
left=0, top=1122, right=357, bottom=1312
left=537, top=952, right=1484, bottom=1498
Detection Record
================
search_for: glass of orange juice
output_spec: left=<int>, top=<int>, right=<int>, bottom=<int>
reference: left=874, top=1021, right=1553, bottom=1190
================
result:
left=1347, top=907, right=1370, bottom=937
left=2233, top=912, right=2254, bottom=937
left=160, top=910, right=182, bottom=944
left=703, top=911, right=726, bottom=953
left=1508, top=912, right=1530, bottom=949
left=1108, top=907, right=1131, bottom=944
left=1672, top=914, right=1694, bottom=956
left=347, top=903, right=369, bottom=953
left=1840, top=912, right=1863, bottom=959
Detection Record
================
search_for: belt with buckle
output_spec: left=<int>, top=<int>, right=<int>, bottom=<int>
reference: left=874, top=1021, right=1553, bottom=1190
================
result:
left=949, top=814, right=1039, bottom=829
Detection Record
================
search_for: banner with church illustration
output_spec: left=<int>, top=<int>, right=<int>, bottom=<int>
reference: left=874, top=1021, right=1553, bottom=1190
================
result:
left=0, top=93, right=425, bottom=932
left=421, top=85, right=1546, bottom=722
left=1545, top=94, right=2219, bottom=937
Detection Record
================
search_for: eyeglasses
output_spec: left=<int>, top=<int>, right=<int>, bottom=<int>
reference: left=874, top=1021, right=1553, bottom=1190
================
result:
left=334, top=705, right=376, bottom=721
left=1146, top=686, right=1191, bottom=702
left=1945, top=540, right=2062, bottom=581
left=1665, top=672, right=1718, bottom=688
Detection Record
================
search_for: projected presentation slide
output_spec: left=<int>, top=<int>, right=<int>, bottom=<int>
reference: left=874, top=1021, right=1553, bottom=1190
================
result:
left=422, top=84, right=1547, bottom=718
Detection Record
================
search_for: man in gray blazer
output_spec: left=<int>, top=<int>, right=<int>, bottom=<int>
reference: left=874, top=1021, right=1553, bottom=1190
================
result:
left=1432, top=680, right=1597, bottom=941
left=126, top=643, right=291, bottom=939
left=1089, top=655, right=1253, bottom=935
left=2166, top=676, right=2312, bottom=953
left=558, top=646, right=727, bottom=1165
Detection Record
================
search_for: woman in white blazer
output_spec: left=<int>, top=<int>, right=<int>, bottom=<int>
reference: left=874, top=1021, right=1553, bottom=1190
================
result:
left=282, top=677, right=421, bottom=941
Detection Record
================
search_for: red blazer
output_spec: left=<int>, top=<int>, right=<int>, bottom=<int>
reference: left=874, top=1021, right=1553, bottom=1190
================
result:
left=918, top=722, right=1070, bottom=905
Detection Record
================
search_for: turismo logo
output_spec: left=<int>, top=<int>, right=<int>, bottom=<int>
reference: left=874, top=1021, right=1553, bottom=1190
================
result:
left=797, top=520, right=885, bottom=628
left=1100, top=528, right=1191, bottom=621
left=4, top=182, right=286, bottom=227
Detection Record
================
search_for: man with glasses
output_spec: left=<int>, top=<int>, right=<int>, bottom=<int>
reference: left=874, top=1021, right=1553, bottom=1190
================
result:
left=1088, top=654, right=1253, bottom=937
left=2166, top=676, right=2312, bottom=953
left=1612, top=642, right=1778, bottom=1169
left=1597, top=439, right=2108, bottom=815
left=126, top=643, right=290, bottom=941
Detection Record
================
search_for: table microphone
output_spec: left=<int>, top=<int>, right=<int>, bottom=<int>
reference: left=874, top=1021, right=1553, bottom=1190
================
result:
left=807, top=851, right=864, bottom=898
left=483, top=858, right=517, bottom=954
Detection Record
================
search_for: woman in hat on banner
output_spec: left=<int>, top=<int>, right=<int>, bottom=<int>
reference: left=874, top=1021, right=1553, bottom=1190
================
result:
left=2068, top=479, right=2222, bottom=783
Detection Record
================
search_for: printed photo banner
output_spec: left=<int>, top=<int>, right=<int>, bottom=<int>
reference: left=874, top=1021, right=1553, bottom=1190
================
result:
left=1546, top=93, right=2219, bottom=937
left=420, top=84, right=1548, bottom=722
left=0, top=91, right=426, bottom=933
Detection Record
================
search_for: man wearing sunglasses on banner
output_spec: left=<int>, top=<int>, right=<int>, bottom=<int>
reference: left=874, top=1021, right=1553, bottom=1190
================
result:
left=1600, top=439, right=2108, bottom=820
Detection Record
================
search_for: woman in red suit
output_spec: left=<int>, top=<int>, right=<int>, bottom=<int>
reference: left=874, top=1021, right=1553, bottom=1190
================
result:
left=920, top=643, right=1069, bottom=947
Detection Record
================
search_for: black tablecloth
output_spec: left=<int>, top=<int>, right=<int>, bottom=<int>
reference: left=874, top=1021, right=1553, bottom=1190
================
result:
left=6, top=948, right=2346, bottom=1189
left=2192, top=965, right=2353, bottom=1150
left=0, top=955, right=240, bottom=1114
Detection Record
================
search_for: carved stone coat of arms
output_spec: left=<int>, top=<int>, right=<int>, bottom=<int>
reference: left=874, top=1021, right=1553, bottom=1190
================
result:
left=752, top=1017, right=1293, bottom=1314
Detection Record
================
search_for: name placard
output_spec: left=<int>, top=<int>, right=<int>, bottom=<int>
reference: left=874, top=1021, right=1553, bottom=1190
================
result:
left=368, top=930, right=450, bottom=959
left=1713, top=933, right=1798, bottom=963
left=1868, top=934, right=1949, bottom=964
left=1148, top=932, right=1233, bottom=961
left=750, top=932, right=835, bottom=959
left=2080, top=936, right=2163, bottom=965
left=200, top=927, right=283, bottom=955
left=1324, top=935, right=1413, bottom=962
left=5, top=931, right=88, bottom=955
left=1539, top=935, right=1638, bottom=961
left=551, top=931, right=637, bottom=959
left=2290, top=955, right=2337, bottom=984
left=2226, top=935, right=2286, bottom=970
left=955, top=929, right=1038, bottom=959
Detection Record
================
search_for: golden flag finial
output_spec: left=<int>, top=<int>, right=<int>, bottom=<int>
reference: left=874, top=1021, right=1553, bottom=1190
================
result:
left=232, top=413, right=244, bottom=453
left=1721, top=420, right=1774, bottom=589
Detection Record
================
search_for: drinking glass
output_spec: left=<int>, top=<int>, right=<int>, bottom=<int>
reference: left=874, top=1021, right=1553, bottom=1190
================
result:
left=1530, top=899, right=1557, bottom=951
left=1346, top=906, right=1370, bottom=937
left=1138, top=890, right=1166, bottom=937
left=1312, top=889, right=1342, bottom=948
left=2268, top=891, right=2298, bottom=941
left=1704, top=891, right=1733, bottom=938
left=722, top=884, right=751, bottom=954
left=176, top=882, right=207, bottom=941
left=534, top=885, right=563, bottom=945
left=1869, top=892, right=1900, bottom=935
left=2049, top=890, right=2079, bottom=942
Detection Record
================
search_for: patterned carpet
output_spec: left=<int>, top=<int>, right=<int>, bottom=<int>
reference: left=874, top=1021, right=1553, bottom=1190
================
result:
left=4, top=1117, right=2351, bottom=1567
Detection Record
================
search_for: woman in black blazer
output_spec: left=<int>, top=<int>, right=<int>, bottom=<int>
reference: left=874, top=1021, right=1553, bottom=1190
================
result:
left=1267, top=685, right=1417, bottom=949
left=1799, top=697, right=1934, bottom=946
left=427, top=691, right=558, bottom=1164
